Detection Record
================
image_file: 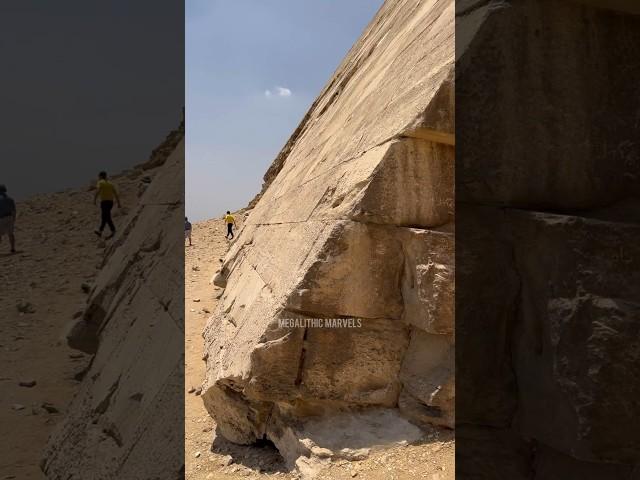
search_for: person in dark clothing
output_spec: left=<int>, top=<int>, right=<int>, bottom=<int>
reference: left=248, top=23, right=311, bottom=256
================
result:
left=224, top=211, right=236, bottom=239
left=93, top=171, right=121, bottom=239
left=185, top=216, right=192, bottom=246
left=0, top=184, right=17, bottom=253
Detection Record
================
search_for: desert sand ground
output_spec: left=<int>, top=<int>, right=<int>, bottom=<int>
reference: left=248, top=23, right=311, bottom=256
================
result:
left=184, top=217, right=455, bottom=480
left=0, top=171, right=147, bottom=479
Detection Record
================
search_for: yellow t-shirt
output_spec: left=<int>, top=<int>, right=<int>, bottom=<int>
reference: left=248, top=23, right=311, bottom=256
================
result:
left=224, top=214, right=235, bottom=224
left=97, top=179, right=117, bottom=201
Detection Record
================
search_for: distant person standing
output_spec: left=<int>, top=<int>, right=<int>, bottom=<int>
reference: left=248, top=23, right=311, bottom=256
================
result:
left=93, top=171, right=121, bottom=239
left=224, top=211, right=236, bottom=239
left=185, top=216, right=192, bottom=246
left=0, top=184, right=17, bottom=254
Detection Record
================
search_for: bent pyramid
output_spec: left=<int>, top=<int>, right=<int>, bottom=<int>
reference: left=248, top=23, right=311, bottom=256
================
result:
left=203, top=0, right=454, bottom=467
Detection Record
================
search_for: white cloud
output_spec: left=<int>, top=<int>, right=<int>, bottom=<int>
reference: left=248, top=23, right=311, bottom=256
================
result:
left=265, top=86, right=292, bottom=98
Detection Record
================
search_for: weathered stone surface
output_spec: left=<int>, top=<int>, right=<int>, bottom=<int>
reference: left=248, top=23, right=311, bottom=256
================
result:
left=298, top=317, right=409, bottom=406
left=457, top=0, right=640, bottom=475
left=203, top=0, right=455, bottom=470
left=284, top=221, right=407, bottom=320
left=400, top=228, right=454, bottom=334
left=351, top=139, right=454, bottom=227
left=42, top=142, right=184, bottom=479
left=457, top=0, right=640, bottom=210
left=509, top=211, right=640, bottom=464
left=204, top=383, right=272, bottom=445
left=455, top=206, right=520, bottom=428
left=399, top=329, right=454, bottom=428
left=458, top=207, right=640, bottom=464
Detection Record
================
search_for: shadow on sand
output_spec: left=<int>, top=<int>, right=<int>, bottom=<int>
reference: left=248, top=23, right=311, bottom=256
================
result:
left=211, top=430, right=290, bottom=474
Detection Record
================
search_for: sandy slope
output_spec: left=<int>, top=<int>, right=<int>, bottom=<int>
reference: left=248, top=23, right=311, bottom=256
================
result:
left=0, top=171, right=147, bottom=479
left=184, top=217, right=455, bottom=480
left=185, top=215, right=296, bottom=480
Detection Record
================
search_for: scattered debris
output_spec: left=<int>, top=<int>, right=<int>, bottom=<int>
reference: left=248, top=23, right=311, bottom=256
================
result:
left=41, top=402, right=60, bottom=414
left=16, top=302, right=35, bottom=314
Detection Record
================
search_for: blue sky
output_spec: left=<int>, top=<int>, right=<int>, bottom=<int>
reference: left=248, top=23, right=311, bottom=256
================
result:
left=186, top=0, right=384, bottom=221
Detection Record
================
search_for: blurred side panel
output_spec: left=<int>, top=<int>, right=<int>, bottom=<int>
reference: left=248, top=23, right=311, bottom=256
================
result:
left=456, top=1, right=640, bottom=478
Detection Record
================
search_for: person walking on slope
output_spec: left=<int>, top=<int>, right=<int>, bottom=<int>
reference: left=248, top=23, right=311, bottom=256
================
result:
left=185, top=216, right=192, bottom=246
left=0, top=184, right=17, bottom=254
left=224, top=211, right=236, bottom=239
left=93, top=171, right=121, bottom=239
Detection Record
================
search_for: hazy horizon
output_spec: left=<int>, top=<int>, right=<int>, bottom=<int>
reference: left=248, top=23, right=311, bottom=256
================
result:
left=186, top=0, right=384, bottom=222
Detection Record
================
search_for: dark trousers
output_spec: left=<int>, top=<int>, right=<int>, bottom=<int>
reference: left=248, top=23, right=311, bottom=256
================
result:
left=226, top=223, right=234, bottom=238
left=100, top=200, right=115, bottom=233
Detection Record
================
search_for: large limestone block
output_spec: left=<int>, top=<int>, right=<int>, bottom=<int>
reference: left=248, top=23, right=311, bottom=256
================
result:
left=203, top=221, right=336, bottom=399
left=297, top=317, right=409, bottom=407
left=400, top=228, right=454, bottom=334
left=202, top=221, right=412, bottom=440
left=203, top=312, right=411, bottom=444
left=455, top=206, right=520, bottom=427
left=399, top=329, right=454, bottom=428
left=458, top=206, right=640, bottom=462
left=204, top=222, right=456, bottom=444
left=43, top=142, right=185, bottom=478
left=350, top=139, right=454, bottom=227
left=285, top=221, right=405, bottom=320
left=457, top=0, right=640, bottom=209
left=203, top=222, right=455, bottom=444
left=509, top=210, right=640, bottom=463
left=246, top=137, right=453, bottom=229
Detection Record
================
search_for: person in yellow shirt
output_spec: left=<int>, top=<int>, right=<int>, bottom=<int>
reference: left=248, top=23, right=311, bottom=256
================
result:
left=93, top=171, right=121, bottom=239
left=224, top=211, right=236, bottom=239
